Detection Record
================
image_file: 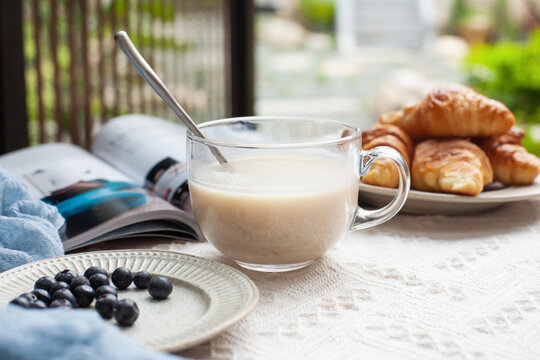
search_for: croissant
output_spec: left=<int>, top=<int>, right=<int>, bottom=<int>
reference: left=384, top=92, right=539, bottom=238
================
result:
left=374, top=110, right=404, bottom=129
left=361, top=125, right=414, bottom=188
left=412, top=139, right=493, bottom=196
left=401, top=84, right=515, bottom=139
left=476, top=127, right=539, bottom=185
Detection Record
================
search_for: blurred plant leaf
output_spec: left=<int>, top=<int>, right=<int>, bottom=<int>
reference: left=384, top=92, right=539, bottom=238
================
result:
left=463, top=30, right=540, bottom=155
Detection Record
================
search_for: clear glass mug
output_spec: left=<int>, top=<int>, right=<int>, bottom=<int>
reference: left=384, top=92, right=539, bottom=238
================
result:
left=187, top=117, right=410, bottom=272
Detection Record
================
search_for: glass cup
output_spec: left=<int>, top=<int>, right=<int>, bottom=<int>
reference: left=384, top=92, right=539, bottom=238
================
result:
left=187, top=116, right=410, bottom=272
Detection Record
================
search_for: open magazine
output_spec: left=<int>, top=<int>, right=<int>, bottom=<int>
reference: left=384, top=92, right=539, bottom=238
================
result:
left=0, top=114, right=203, bottom=251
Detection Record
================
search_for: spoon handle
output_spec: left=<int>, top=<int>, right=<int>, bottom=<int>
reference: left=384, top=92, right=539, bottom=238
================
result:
left=114, top=31, right=227, bottom=164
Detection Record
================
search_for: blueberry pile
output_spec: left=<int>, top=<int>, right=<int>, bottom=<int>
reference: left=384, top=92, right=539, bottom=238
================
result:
left=9, top=266, right=173, bottom=327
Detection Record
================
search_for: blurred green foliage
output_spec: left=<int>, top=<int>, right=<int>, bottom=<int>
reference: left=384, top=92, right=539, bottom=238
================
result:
left=447, top=0, right=521, bottom=41
left=298, top=0, right=334, bottom=32
left=464, top=29, right=540, bottom=155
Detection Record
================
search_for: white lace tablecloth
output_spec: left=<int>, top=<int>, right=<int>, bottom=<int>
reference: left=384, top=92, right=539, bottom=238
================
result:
left=104, top=199, right=540, bottom=359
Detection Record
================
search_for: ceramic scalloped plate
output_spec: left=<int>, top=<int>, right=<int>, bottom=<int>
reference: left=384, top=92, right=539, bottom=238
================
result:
left=359, top=175, right=540, bottom=215
left=0, top=249, right=259, bottom=352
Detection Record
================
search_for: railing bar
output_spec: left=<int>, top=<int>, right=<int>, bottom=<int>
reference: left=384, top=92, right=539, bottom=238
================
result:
left=202, top=0, right=209, bottom=121
left=202, top=1, right=214, bottom=121
left=80, top=0, right=92, bottom=149
left=198, top=0, right=205, bottom=121
left=110, top=0, right=120, bottom=116
left=160, top=0, right=168, bottom=119
left=221, top=0, right=227, bottom=117
left=212, top=0, right=219, bottom=120
left=154, top=0, right=161, bottom=117
left=186, top=0, right=194, bottom=122
left=137, top=0, right=146, bottom=114
left=124, top=0, right=133, bottom=112
left=97, top=0, right=106, bottom=123
left=149, top=0, right=157, bottom=114
left=214, top=1, right=218, bottom=119
left=49, top=0, right=64, bottom=141
left=31, top=0, right=45, bottom=143
left=171, top=0, right=179, bottom=115
left=156, top=0, right=164, bottom=118
left=180, top=0, right=188, bottom=119
left=223, top=0, right=230, bottom=118
left=215, top=0, right=220, bottom=119
left=192, top=0, right=200, bottom=120
left=199, top=0, right=206, bottom=120
left=204, top=0, right=211, bottom=121
left=209, top=1, right=215, bottom=120
left=221, top=0, right=226, bottom=117
left=219, top=0, right=225, bottom=118
left=66, top=0, right=80, bottom=145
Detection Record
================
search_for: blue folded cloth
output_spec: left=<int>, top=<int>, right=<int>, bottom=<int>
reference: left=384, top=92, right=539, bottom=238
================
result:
left=0, top=166, right=64, bottom=272
left=0, top=166, right=183, bottom=360
left=0, top=306, right=179, bottom=360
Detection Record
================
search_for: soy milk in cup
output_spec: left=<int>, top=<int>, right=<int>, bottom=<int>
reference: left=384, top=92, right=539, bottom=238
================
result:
left=187, top=117, right=410, bottom=272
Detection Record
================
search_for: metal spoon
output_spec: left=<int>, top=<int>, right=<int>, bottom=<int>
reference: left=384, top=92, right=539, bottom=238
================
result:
left=114, top=31, right=227, bottom=164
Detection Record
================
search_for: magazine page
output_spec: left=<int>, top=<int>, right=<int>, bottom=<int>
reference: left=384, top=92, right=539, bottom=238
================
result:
left=0, top=143, right=200, bottom=250
left=91, top=114, right=191, bottom=210
left=64, top=193, right=198, bottom=251
left=0, top=143, right=132, bottom=199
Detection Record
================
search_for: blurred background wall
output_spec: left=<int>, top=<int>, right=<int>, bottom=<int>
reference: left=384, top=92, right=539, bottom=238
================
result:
left=254, top=0, right=540, bottom=155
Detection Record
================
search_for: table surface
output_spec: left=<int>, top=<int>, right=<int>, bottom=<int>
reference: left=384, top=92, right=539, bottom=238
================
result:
left=91, top=198, right=540, bottom=360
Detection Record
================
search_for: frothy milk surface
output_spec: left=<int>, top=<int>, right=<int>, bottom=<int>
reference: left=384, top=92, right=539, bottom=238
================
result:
left=189, top=156, right=358, bottom=265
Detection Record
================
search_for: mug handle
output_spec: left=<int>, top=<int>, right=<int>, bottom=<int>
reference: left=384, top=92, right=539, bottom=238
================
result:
left=350, top=146, right=411, bottom=231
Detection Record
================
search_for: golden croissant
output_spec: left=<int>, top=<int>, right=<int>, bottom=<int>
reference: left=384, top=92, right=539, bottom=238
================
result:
left=361, top=125, right=414, bottom=188
left=412, top=139, right=493, bottom=196
left=399, top=84, right=515, bottom=139
left=374, top=110, right=404, bottom=129
left=476, top=127, right=539, bottom=185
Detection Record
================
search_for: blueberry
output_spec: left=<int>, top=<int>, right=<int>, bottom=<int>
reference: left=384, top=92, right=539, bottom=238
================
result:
left=50, top=281, right=70, bottom=295
left=70, top=275, right=90, bottom=291
left=89, top=273, right=109, bottom=289
left=73, top=285, right=95, bottom=307
left=19, top=292, right=38, bottom=303
left=111, top=267, right=133, bottom=290
left=54, top=269, right=77, bottom=285
left=95, top=294, right=118, bottom=319
left=113, top=299, right=139, bottom=326
left=29, top=300, right=47, bottom=309
left=52, top=288, right=77, bottom=306
left=31, top=288, right=51, bottom=306
left=148, top=276, right=173, bottom=299
left=133, top=271, right=152, bottom=289
left=95, top=285, right=118, bottom=298
left=34, top=276, right=56, bottom=292
left=10, top=296, right=31, bottom=308
left=50, top=298, right=73, bottom=309
left=84, top=266, right=108, bottom=279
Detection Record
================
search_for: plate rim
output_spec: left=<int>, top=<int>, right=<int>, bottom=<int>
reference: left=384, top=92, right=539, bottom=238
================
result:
left=0, top=249, right=260, bottom=352
left=359, top=176, right=540, bottom=204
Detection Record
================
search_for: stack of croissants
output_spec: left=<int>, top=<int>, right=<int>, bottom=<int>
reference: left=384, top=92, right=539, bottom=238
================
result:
left=362, top=83, right=540, bottom=196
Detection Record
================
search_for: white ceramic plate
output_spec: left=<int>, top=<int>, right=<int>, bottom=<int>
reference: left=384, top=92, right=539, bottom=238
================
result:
left=0, top=249, right=259, bottom=352
left=359, top=176, right=540, bottom=215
